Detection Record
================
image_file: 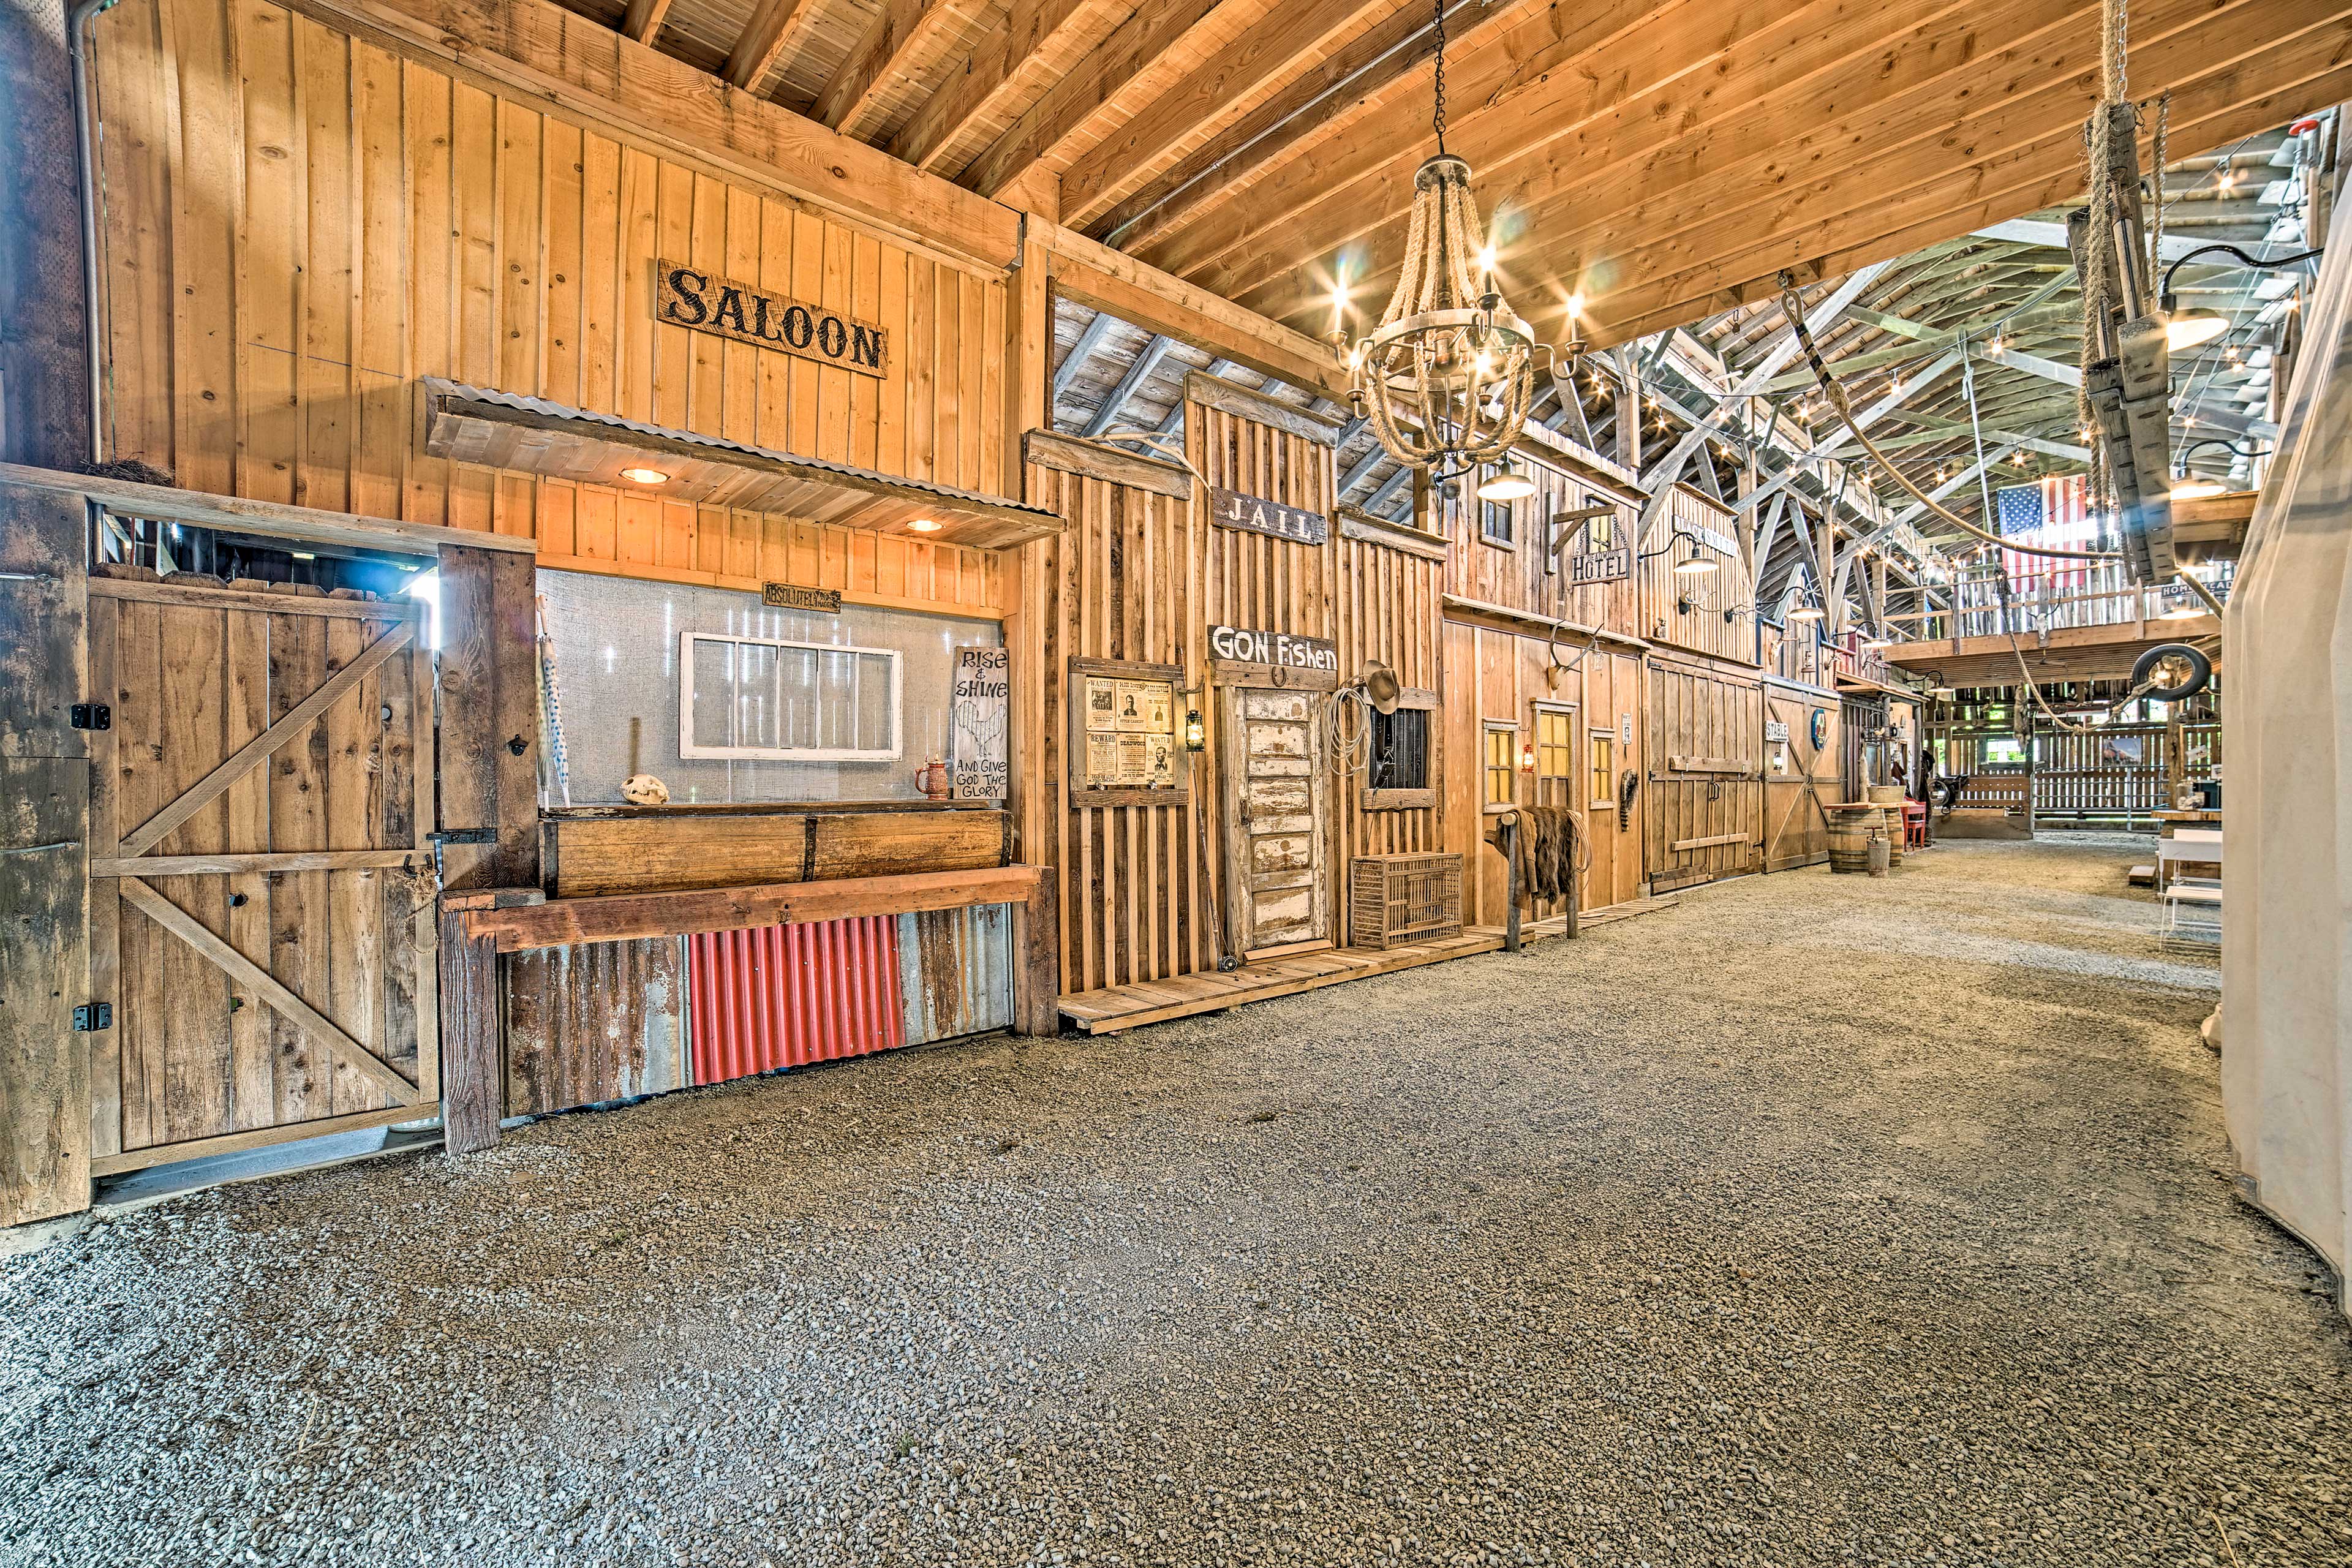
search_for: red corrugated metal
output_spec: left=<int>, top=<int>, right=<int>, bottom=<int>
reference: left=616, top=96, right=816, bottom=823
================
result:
left=688, top=916, right=905, bottom=1085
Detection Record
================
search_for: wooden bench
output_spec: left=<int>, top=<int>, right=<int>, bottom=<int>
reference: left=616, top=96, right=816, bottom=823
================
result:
left=1937, top=774, right=2034, bottom=840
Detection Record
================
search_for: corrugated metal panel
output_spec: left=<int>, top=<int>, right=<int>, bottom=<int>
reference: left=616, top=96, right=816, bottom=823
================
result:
left=897, top=905, right=1014, bottom=1044
left=688, top=916, right=905, bottom=1084
left=505, top=939, right=689, bottom=1115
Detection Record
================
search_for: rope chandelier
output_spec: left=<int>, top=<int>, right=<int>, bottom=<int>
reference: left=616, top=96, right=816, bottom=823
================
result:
left=1330, top=0, right=1586, bottom=499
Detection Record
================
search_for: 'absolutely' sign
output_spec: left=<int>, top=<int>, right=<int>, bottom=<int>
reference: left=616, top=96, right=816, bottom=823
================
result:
left=1208, top=485, right=1327, bottom=546
left=655, top=259, right=889, bottom=379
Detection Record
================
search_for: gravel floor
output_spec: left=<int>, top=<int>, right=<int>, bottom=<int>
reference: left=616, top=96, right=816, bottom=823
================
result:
left=4, top=835, right=2348, bottom=1568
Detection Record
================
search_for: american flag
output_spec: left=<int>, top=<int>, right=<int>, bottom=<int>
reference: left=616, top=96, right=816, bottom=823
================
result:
left=1994, top=475, right=2094, bottom=598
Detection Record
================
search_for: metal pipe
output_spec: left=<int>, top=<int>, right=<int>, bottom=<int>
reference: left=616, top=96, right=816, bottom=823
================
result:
left=68, top=0, right=126, bottom=466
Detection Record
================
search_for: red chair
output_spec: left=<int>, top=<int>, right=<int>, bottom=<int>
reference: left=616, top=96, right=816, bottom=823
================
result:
left=1903, top=799, right=1929, bottom=850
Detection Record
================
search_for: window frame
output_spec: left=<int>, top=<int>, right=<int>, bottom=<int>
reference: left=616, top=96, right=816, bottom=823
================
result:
left=1483, top=721, right=1520, bottom=812
left=1589, top=729, right=1616, bottom=812
left=1361, top=689, right=1440, bottom=811
left=1532, top=703, right=1577, bottom=809
left=1477, top=467, right=1517, bottom=550
left=677, top=629, right=905, bottom=763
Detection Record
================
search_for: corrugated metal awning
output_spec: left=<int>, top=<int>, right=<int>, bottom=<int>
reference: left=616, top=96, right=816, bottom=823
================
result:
left=419, top=379, right=1062, bottom=549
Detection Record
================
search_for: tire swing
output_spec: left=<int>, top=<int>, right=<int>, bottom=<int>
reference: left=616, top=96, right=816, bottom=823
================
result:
left=2131, top=642, right=2212, bottom=703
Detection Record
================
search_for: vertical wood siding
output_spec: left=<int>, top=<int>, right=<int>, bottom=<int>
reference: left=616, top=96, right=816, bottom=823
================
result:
left=88, top=0, right=1007, bottom=611
left=1640, top=486, right=1755, bottom=665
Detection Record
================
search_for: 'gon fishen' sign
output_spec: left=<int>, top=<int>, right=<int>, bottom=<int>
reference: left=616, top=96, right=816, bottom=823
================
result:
left=655, top=259, right=889, bottom=379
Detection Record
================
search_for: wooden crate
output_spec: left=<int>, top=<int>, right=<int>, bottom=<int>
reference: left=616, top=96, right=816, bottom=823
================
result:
left=1349, top=853, right=1463, bottom=949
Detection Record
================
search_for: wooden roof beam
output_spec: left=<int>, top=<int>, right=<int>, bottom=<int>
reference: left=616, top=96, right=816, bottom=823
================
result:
left=816, top=0, right=968, bottom=138
left=1083, top=335, right=1178, bottom=437
left=1032, top=0, right=1414, bottom=230
left=723, top=0, right=828, bottom=91
left=1091, top=0, right=1518, bottom=254
left=619, top=0, right=671, bottom=42
left=889, top=0, right=1117, bottom=174
left=960, top=0, right=1233, bottom=202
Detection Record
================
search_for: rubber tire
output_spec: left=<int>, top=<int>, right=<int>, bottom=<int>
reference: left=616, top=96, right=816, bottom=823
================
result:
left=2132, top=642, right=2212, bottom=703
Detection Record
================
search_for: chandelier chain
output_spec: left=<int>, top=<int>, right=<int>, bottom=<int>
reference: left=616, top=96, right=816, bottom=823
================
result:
left=1431, top=0, right=1447, bottom=155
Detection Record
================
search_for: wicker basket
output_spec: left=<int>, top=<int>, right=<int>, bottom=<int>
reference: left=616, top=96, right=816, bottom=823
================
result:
left=1350, top=852, right=1464, bottom=949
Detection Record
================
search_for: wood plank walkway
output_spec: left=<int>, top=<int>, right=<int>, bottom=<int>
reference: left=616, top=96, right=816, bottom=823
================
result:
left=1058, top=932, right=1505, bottom=1035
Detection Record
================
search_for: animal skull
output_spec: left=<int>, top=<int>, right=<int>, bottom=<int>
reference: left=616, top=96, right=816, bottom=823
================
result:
left=621, top=773, right=671, bottom=805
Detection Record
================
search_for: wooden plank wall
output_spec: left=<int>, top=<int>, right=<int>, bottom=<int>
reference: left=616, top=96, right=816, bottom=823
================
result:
left=1443, top=449, right=1644, bottom=634
left=1019, top=383, right=1441, bottom=995
left=1022, top=455, right=1203, bottom=993
left=1641, top=485, right=1754, bottom=665
left=86, top=0, right=1006, bottom=612
left=1441, top=624, right=1646, bottom=927
left=1645, top=654, right=1766, bottom=891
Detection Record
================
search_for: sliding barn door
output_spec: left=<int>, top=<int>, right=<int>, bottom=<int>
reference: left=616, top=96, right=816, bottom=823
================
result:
left=1645, top=655, right=1764, bottom=892
left=1762, top=685, right=1838, bottom=872
left=86, top=571, right=439, bottom=1174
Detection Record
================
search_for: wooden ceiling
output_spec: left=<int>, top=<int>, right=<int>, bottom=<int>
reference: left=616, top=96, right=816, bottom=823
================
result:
left=556, top=0, right=2352, bottom=352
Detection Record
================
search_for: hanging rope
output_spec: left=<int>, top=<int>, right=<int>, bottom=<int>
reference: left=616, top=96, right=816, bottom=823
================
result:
left=1774, top=276, right=2119, bottom=560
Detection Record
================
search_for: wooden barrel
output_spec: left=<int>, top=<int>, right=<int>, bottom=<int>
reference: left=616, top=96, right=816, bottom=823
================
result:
left=1865, top=786, right=1907, bottom=865
left=1826, top=805, right=1880, bottom=873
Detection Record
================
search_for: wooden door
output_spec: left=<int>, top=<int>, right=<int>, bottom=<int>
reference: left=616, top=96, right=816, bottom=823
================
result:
left=1219, top=685, right=1327, bottom=953
left=1645, top=656, right=1764, bottom=892
left=86, top=571, right=440, bottom=1175
left=1762, top=685, right=1839, bottom=871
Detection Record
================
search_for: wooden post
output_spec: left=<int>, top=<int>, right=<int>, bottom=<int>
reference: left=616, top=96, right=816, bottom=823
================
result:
left=1564, top=832, right=1580, bottom=941
left=0, top=1, right=90, bottom=469
left=437, top=893, right=504, bottom=1155
left=0, top=481, right=90, bottom=1225
left=1501, top=812, right=1521, bottom=954
left=434, top=544, right=541, bottom=891
left=1010, top=864, right=1060, bottom=1036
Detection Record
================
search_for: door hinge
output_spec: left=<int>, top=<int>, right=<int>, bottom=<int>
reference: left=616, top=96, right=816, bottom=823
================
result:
left=428, top=827, right=496, bottom=845
left=72, top=1002, right=113, bottom=1032
left=70, top=703, right=110, bottom=731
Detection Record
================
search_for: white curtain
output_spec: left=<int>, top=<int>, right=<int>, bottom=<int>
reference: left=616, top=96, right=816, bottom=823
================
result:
left=2221, top=190, right=2352, bottom=1318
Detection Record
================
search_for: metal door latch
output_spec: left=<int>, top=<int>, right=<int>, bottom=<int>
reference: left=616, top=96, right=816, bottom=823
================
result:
left=428, top=828, right=496, bottom=845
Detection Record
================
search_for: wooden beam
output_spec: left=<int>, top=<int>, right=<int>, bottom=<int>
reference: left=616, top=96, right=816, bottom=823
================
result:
left=435, top=546, right=541, bottom=891
left=0, top=461, right=533, bottom=557
left=471, top=865, right=1051, bottom=951
left=1052, top=310, right=1120, bottom=401
left=1041, top=222, right=1344, bottom=397
left=437, top=897, right=502, bottom=1155
left=1085, top=336, right=1177, bottom=437
left=888, top=0, right=1110, bottom=173
left=1039, top=0, right=1408, bottom=228
left=723, top=0, right=827, bottom=91
left=816, top=0, right=960, bottom=136
left=289, top=0, right=1023, bottom=271
left=962, top=0, right=1230, bottom=200
left=618, top=0, right=669, bottom=41
left=1012, top=864, right=1060, bottom=1036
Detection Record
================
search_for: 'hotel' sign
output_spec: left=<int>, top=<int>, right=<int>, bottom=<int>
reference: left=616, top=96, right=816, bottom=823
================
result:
left=656, top=259, right=889, bottom=379
left=1208, top=485, right=1327, bottom=546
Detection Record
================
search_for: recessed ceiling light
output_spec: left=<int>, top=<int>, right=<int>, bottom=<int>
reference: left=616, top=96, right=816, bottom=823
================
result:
left=907, top=518, right=943, bottom=533
left=290, top=551, right=317, bottom=561
left=619, top=466, right=669, bottom=485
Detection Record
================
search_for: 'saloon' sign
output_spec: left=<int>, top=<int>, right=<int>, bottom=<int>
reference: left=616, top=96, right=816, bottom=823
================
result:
left=655, top=259, right=889, bottom=379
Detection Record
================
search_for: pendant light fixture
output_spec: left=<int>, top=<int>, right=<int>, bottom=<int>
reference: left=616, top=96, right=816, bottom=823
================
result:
left=1670, top=537, right=1717, bottom=576
left=1332, top=0, right=1585, bottom=484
